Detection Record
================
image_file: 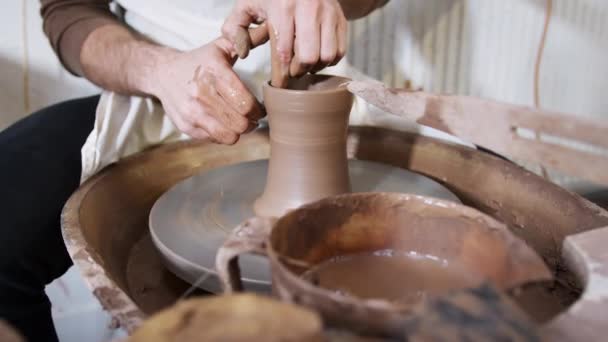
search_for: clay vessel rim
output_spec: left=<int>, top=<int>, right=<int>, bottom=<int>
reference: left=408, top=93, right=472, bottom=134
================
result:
left=264, top=192, right=552, bottom=307
left=263, top=75, right=351, bottom=95
left=272, top=192, right=505, bottom=229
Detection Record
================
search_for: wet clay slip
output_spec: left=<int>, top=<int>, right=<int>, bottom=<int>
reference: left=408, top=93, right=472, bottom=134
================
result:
left=254, top=75, right=354, bottom=217
left=218, top=192, right=552, bottom=336
left=300, top=252, right=482, bottom=308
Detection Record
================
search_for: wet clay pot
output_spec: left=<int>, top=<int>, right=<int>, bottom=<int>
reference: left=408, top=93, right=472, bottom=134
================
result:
left=253, top=75, right=354, bottom=217
left=216, top=192, right=552, bottom=337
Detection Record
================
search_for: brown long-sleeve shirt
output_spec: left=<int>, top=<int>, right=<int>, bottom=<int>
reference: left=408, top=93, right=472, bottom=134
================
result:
left=40, top=0, right=120, bottom=76
left=40, top=0, right=390, bottom=77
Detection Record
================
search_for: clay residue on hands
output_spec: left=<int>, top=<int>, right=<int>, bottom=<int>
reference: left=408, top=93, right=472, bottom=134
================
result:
left=254, top=74, right=354, bottom=217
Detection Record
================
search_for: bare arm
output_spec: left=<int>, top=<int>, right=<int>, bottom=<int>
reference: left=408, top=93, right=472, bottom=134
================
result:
left=79, top=25, right=173, bottom=96
left=40, top=0, right=263, bottom=144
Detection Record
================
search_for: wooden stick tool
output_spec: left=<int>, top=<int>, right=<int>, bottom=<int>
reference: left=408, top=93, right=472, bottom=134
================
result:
left=234, top=23, right=289, bottom=88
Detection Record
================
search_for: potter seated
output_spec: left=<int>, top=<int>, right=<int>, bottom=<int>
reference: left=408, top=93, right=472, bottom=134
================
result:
left=0, top=0, right=389, bottom=340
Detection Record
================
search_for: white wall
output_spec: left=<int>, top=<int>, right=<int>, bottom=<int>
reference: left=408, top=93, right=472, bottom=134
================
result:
left=348, top=0, right=608, bottom=190
left=0, top=0, right=99, bottom=130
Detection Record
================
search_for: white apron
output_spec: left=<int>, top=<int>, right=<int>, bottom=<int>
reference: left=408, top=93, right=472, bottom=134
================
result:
left=80, top=0, right=467, bottom=182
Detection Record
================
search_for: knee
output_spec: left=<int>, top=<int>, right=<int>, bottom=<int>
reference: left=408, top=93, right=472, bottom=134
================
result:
left=0, top=232, right=72, bottom=293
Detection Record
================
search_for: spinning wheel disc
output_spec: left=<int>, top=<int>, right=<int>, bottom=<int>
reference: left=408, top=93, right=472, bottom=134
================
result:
left=149, top=159, right=460, bottom=293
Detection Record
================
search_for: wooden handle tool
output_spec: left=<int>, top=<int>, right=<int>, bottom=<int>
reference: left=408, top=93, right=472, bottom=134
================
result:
left=348, top=80, right=608, bottom=186
left=234, top=23, right=289, bottom=88
left=233, top=24, right=269, bottom=59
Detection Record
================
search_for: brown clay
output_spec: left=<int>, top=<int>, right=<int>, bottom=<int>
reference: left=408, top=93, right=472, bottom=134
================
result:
left=254, top=74, right=354, bottom=217
left=233, top=25, right=269, bottom=59
left=233, top=22, right=287, bottom=87
left=232, top=24, right=269, bottom=59
left=126, top=235, right=195, bottom=314
left=301, top=252, right=482, bottom=307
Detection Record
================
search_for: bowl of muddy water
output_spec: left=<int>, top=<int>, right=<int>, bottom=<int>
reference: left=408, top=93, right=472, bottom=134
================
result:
left=216, top=192, right=553, bottom=337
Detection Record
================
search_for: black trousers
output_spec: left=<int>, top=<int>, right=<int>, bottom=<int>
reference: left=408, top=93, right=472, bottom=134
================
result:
left=0, top=96, right=99, bottom=342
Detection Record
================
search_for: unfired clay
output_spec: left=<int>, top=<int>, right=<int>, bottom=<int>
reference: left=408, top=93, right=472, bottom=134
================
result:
left=301, top=252, right=482, bottom=307
left=218, top=192, right=552, bottom=337
left=254, top=75, right=354, bottom=217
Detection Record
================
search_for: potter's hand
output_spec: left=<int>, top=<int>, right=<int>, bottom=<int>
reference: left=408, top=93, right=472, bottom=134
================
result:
left=222, top=0, right=347, bottom=77
left=152, top=38, right=264, bottom=144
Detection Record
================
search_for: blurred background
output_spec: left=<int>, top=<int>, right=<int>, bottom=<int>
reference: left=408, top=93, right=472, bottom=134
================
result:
left=1, top=0, right=606, bottom=341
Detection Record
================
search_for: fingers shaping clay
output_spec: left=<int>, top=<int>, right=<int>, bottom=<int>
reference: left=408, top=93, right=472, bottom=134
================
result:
left=269, top=23, right=290, bottom=88
left=254, top=75, right=354, bottom=217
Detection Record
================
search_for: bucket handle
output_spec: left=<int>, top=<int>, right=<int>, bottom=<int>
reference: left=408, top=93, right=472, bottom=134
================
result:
left=215, top=217, right=276, bottom=293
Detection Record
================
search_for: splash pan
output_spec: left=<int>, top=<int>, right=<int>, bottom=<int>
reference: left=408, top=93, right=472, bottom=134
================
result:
left=149, top=159, right=460, bottom=292
left=62, top=127, right=608, bottom=340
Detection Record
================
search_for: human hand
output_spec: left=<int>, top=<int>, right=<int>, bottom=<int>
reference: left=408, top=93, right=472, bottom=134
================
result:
left=222, top=0, right=347, bottom=77
left=150, top=38, right=264, bottom=144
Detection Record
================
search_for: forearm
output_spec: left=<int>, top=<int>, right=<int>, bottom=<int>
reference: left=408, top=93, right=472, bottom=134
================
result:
left=41, top=0, right=176, bottom=96
left=339, top=0, right=389, bottom=20
left=40, top=0, right=119, bottom=75
left=80, top=25, right=178, bottom=97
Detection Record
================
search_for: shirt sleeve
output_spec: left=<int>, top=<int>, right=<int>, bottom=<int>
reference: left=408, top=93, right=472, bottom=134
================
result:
left=40, top=0, right=122, bottom=76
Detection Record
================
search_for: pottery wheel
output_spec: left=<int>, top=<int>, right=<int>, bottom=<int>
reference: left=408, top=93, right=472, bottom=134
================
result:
left=150, top=159, right=460, bottom=293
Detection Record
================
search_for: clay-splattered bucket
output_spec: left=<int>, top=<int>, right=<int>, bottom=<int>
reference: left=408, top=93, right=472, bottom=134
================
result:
left=216, top=192, right=552, bottom=336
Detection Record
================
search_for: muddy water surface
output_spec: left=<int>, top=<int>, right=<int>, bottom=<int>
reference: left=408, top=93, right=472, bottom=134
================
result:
left=301, top=251, right=483, bottom=307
